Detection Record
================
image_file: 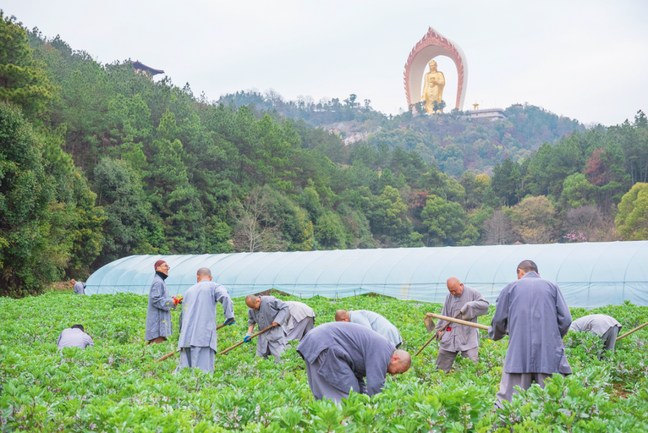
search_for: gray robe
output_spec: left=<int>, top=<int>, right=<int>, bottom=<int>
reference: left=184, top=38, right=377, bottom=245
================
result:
left=145, top=273, right=174, bottom=341
left=57, top=328, right=93, bottom=349
left=285, top=301, right=316, bottom=341
left=248, top=296, right=289, bottom=360
left=570, top=314, right=621, bottom=337
left=349, top=310, right=402, bottom=347
left=177, top=281, right=234, bottom=373
left=73, top=281, right=86, bottom=295
left=434, top=286, right=489, bottom=352
left=297, top=322, right=395, bottom=402
left=489, top=271, right=572, bottom=375
left=571, top=314, right=622, bottom=352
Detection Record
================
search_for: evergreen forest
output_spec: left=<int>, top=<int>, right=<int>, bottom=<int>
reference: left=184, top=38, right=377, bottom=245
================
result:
left=2, top=13, right=648, bottom=297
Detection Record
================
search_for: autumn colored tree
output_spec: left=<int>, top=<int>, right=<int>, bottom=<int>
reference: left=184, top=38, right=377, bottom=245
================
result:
left=509, top=195, right=558, bottom=244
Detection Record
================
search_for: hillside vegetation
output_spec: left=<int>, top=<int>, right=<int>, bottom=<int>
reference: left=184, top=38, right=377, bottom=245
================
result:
left=1, top=13, right=648, bottom=296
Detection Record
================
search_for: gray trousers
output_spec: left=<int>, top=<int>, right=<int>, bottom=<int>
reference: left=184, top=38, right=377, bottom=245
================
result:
left=601, top=326, right=620, bottom=351
left=304, top=349, right=360, bottom=403
left=178, top=346, right=215, bottom=373
left=495, top=372, right=553, bottom=407
left=436, top=347, right=478, bottom=372
left=257, top=338, right=287, bottom=363
left=286, top=317, right=315, bottom=341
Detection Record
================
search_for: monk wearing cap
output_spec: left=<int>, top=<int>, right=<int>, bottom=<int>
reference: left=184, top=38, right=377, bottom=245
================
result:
left=145, top=259, right=181, bottom=344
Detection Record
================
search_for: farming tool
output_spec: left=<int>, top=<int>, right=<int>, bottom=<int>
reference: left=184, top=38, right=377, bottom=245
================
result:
left=415, top=312, right=490, bottom=356
left=156, top=322, right=227, bottom=362
left=616, top=321, right=648, bottom=341
left=218, top=324, right=276, bottom=356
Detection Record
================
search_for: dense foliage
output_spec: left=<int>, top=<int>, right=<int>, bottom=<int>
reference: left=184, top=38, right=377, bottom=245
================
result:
left=1, top=291, right=646, bottom=432
left=1, top=14, right=647, bottom=296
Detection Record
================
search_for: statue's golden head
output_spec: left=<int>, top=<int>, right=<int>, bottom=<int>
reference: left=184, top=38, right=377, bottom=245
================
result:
left=428, top=59, right=438, bottom=71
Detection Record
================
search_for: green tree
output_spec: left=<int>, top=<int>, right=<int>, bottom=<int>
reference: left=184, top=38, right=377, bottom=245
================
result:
left=0, top=102, right=55, bottom=295
left=560, top=173, right=596, bottom=208
left=492, top=159, right=522, bottom=206
left=315, top=211, right=347, bottom=249
left=420, top=194, right=473, bottom=246
left=0, top=13, right=54, bottom=118
left=367, top=185, right=412, bottom=246
left=615, top=182, right=648, bottom=240
left=93, top=158, right=165, bottom=264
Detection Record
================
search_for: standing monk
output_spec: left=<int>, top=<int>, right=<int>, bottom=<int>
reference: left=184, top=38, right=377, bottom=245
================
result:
left=244, top=294, right=290, bottom=362
left=145, top=259, right=180, bottom=344
left=285, top=301, right=316, bottom=341
left=434, top=277, right=489, bottom=372
left=177, top=267, right=235, bottom=373
left=297, top=322, right=411, bottom=402
left=489, top=260, right=572, bottom=406
left=335, top=309, right=403, bottom=347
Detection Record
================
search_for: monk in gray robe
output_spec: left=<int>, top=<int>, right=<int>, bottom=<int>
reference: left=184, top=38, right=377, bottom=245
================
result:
left=434, top=277, right=489, bottom=372
left=70, top=279, right=86, bottom=295
left=297, top=322, right=411, bottom=402
left=335, top=309, right=402, bottom=347
left=177, top=267, right=235, bottom=373
left=489, top=260, right=572, bottom=407
left=285, top=301, right=316, bottom=341
left=245, top=295, right=289, bottom=362
left=57, top=324, right=93, bottom=349
left=570, top=314, right=622, bottom=354
left=145, top=259, right=178, bottom=344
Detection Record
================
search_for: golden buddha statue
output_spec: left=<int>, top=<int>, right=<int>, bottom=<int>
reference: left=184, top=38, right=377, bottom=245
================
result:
left=422, top=59, right=445, bottom=114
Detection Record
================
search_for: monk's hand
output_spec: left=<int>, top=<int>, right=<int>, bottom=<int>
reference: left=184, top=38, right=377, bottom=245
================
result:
left=243, top=335, right=252, bottom=343
left=271, top=321, right=280, bottom=327
left=223, top=318, right=235, bottom=326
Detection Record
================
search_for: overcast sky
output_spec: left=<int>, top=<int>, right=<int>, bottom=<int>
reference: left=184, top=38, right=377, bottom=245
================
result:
left=3, top=0, right=647, bottom=126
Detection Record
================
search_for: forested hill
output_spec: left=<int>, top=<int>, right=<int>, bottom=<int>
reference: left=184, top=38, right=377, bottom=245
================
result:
left=2, top=13, right=648, bottom=297
left=218, top=91, right=584, bottom=176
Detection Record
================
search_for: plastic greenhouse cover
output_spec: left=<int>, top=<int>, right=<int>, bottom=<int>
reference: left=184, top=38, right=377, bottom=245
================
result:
left=85, top=241, right=648, bottom=308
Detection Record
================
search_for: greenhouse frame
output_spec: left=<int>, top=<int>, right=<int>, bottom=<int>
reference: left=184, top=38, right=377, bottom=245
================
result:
left=86, top=241, right=648, bottom=308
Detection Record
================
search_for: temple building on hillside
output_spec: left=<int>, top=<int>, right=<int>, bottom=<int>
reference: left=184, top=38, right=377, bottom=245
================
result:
left=132, top=60, right=164, bottom=78
left=463, top=106, right=506, bottom=121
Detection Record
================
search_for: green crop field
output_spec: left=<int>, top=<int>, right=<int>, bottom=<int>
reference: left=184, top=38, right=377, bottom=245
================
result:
left=1, top=291, right=647, bottom=432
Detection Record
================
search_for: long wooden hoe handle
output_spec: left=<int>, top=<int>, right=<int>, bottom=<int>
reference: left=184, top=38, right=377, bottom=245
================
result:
left=156, top=322, right=227, bottom=362
left=616, top=321, right=648, bottom=341
left=218, top=324, right=276, bottom=356
left=425, top=312, right=490, bottom=331
left=414, top=334, right=438, bottom=357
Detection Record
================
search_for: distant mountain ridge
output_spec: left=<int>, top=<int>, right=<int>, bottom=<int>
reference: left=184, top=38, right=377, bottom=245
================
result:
left=218, top=91, right=584, bottom=175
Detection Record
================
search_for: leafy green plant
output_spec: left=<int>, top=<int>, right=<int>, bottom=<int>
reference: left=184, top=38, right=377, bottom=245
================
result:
left=0, top=291, right=646, bottom=432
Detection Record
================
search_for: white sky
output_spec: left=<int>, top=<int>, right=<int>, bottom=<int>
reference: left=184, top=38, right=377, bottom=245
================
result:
left=3, top=0, right=647, bottom=126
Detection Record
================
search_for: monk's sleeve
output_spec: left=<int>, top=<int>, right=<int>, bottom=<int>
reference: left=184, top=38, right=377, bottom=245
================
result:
left=364, top=346, right=392, bottom=396
left=218, top=289, right=235, bottom=321
left=150, top=281, right=172, bottom=311
left=555, top=285, right=572, bottom=338
left=489, top=285, right=510, bottom=341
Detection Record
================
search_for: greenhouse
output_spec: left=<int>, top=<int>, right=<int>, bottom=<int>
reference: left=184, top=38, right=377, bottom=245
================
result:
left=85, top=241, right=648, bottom=308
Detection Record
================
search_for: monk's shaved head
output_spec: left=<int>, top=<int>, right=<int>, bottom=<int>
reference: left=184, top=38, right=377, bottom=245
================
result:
left=246, top=295, right=261, bottom=309
left=388, top=349, right=411, bottom=375
left=335, top=310, right=350, bottom=321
